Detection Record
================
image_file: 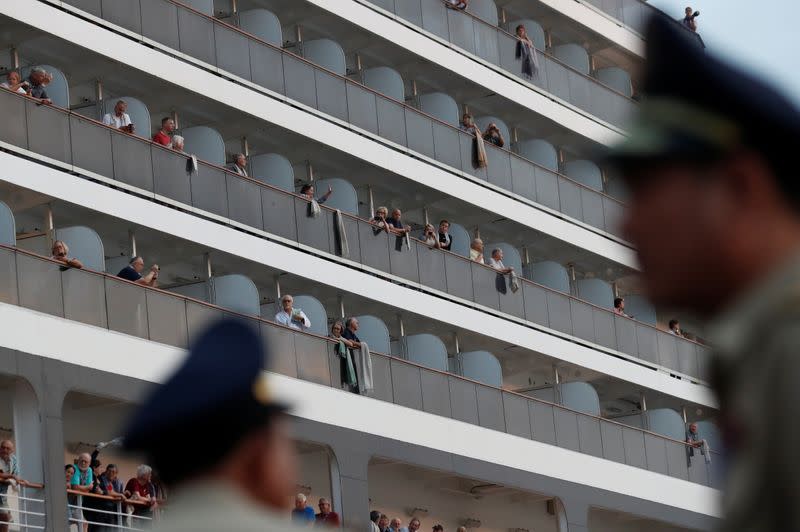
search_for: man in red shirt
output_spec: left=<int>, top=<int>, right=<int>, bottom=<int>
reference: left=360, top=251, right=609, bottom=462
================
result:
left=315, top=497, right=340, bottom=527
left=152, top=117, right=175, bottom=146
left=124, top=464, right=156, bottom=521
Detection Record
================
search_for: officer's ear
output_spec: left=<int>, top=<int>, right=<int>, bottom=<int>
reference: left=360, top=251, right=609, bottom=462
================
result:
left=721, top=150, right=787, bottom=214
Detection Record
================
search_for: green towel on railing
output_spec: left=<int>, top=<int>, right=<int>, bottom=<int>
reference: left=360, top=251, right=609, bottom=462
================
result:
left=336, top=340, right=357, bottom=389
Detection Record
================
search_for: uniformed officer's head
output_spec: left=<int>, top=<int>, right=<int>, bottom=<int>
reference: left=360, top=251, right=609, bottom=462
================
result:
left=122, top=318, right=297, bottom=511
left=608, top=16, right=800, bottom=316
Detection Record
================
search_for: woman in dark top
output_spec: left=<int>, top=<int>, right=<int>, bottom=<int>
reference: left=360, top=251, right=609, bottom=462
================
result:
left=482, top=123, right=505, bottom=147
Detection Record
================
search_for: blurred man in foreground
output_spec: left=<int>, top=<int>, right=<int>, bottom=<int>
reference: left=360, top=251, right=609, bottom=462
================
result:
left=123, top=318, right=301, bottom=532
left=607, top=15, right=800, bottom=532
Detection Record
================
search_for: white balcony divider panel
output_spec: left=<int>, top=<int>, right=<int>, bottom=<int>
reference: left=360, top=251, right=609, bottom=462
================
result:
left=576, top=278, right=614, bottom=310
left=250, top=153, right=295, bottom=192
left=210, top=274, right=260, bottom=316
left=21, top=64, right=69, bottom=108
left=551, top=44, right=590, bottom=75
left=508, top=19, right=546, bottom=50
left=180, top=126, right=226, bottom=167
left=625, top=294, right=658, bottom=326
left=646, top=409, right=686, bottom=440
left=0, top=201, right=15, bottom=246
left=597, top=67, right=634, bottom=98
left=404, top=333, right=448, bottom=371
left=563, top=160, right=604, bottom=191
left=525, top=261, right=570, bottom=293
left=475, top=116, right=510, bottom=144
left=559, top=381, right=601, bottom=415
left=468, top=0, right=498, bottom=25
left=460, top=350, right=502, bottom=387
left=516, top=139, right=558, bottom=170
left=103, top=96, right=151, bottom=139
left=314, top=177, right=359, bottom=215
left=237, top=9, right=283, bottom=46
left=363, top=66, right=405, bottom=102
left=292, top=294, right=329, bottom=336
left=485, top=242, right=522, bottom=272
left=303, top=39, right=347, bottom=76
left=447, top=222, right=471, bottom=257
left=54, top=226, right=105, bottom=272
left=418, top=92, right=460, bottom=127
left=353, top=315, right=391, bottom=354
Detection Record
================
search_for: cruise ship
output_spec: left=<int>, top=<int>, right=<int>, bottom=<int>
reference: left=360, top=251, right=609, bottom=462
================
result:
left=0, top=0, right=718, bottom=530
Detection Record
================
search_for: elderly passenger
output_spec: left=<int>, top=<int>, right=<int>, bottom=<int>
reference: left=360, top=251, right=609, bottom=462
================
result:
left=488, top=248, right=513, bottom=274
left=170, top=135, right=186, bottom=154
left=117, top=256, right=159, bottom=287
left=125, top=465, right=156, bottom=520
left=291, top=493, right=315, bottom=525
left=102, top=100, right=134, bottom=133
left=51, top=240, right=83, bottom=269
left=228, top=153, right=248, bottom=177
left=0, top=441, right=28, bottom=532
left=25, top=67, right=52, bottom=104
left=437, top=219, right=452, bottom=251
left=275, top=294, right=311, bottom=331
left=315, top=498, right=340, bottom=527
left=469, top=238, right=484, bottom=264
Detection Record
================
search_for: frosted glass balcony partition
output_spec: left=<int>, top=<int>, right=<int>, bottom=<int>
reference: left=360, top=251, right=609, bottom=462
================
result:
left=57, top=0, right=627, bottom=238
left=361, top=0, right=636, bottom=128
left=0, top=87, right=711, bottom=381
left=180, top=126, right=226, bottom=167
left=353, top=315, right=391, bottom=354
left=363, top=67, right=405, bottom=102
left=250, top=153, right=295, bottom=192
left=403, top=333, right=449, bottom=371
left=418, top=92, right=460, bottom=127
left=303, top=39, right=347, bottom=76
left=238, top=9, right=283, bottom=46
left=0, top=201, right=15, bottom=246
left=460, top=350, right=502, bottom=387
left=291, top=295, right=328, bottom=336
left=0, top=244, right=720, bottom=488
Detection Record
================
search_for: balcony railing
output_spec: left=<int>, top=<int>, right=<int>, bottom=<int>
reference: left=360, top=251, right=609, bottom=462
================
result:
left=0, top=86, right=712, bottom=381
left=67, top=488, right=160, bottom=532
left=363, top=0, right=636, bottom=128
left=49, top=0, right=627, bottom=239
left=0, top=482, right=46, bottom=531
left=0, top=245, right=722, bottom=488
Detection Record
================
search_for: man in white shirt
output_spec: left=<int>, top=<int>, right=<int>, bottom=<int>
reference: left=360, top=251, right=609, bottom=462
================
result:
left=274, top=294, right=311, bottom=331
left=488, top=248, right=513, bottom=274
left=102, top=100, right=134, bottom=133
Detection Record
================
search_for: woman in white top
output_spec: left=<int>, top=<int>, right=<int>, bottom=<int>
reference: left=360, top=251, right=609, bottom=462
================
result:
left=423, top=224, right=441, bottom=248
left=1, top=71, right=28, bottom=94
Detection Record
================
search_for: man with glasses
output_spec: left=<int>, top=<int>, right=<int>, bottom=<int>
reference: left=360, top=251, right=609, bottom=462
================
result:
left=0, top=441, right=29, bottom=532
left=275, top=295, right=311, bottom=332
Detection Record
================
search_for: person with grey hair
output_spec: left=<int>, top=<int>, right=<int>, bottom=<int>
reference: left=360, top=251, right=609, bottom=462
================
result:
left=315, top=498, right=340, bottom=527
left=25, top=67, right=52, bottom=104
left=102, top=100, right=134, bottom=133
left=469, top=238, right=484, bottom=264
left=292, top=493, right=315, bottom=525
left=0, top=440, right=29, bottom=532
left=170, top=135, right=186, bottom=154
left=228, top=153, right=248, bottom=177
left=51, top=240, right=83, bottom=269
left=488, top=248, right=513, bottom=274
left=275, top=294, right=310, bottom=331
left=117, top=256, right=159, bottom=287
left=125, top=464, right=156, bottom=521
left=70, top=453, right=94, bottom=531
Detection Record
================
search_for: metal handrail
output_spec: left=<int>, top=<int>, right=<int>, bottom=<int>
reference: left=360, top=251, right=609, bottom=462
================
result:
left=0, top=243, right=717, bottom=456
left=51, top=0, right=626, bottom=207
left=0, top=86, right=708, bottom=355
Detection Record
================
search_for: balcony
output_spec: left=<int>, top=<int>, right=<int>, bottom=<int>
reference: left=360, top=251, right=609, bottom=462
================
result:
left=37, top=0, right=628, bottom=239
left=0, top=87, right=711, bottom=382
left=0, top=244, right=722, bottom=489
left=363, top=0, right=637, bottom=128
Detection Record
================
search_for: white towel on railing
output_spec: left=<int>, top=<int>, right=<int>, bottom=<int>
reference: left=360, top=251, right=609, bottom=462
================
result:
left=509, top=270, right=520, bottom=293
left=334, top=209, right=350, bottom=258
left=308, top=198, right=321, bottom=218
left=355, top=341, right=373, bottom=396
left=186, top=154, right=198, bottom=175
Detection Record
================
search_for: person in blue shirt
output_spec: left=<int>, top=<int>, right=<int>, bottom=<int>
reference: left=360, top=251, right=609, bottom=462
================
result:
left=117, top=256, right=159, bottom=287
left=291, top=493, right=315, bottom=526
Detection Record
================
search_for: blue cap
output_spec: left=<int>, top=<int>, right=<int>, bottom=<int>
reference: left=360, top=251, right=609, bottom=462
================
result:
left=123, top=318, right=288, bottom=484
left=607, top=14, right=800, bottom=202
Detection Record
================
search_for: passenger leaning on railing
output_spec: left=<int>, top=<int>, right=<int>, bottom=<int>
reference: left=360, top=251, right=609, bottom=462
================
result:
left=443, top=0, right=468, bottom=10
left=124, top=465, right=157, bottom=521
left=102, top=100, right=135, bottom=134
left=69, top=453, right=94, bottom=532
left=0, top=71, right=27, bottom=95
left=0, top=440, right=30, bottom=532
left=51, top=240, right=83, bottom=269
left=88, top=464, right=125, bottom=530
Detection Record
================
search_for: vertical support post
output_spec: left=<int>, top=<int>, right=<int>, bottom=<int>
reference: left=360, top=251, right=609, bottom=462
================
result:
left=544, top=29, right=553, bottom=51
left=45, top=204, right=54, bottom=251
left=367, top=185, right=375, bottom=218
left=567, top=263, right=576, bottom=295
left=557, top=148, right=566, bottom=173
left=681, top=406, right=688, bottom=424
left=9, top=47, right=19, bottom=70
left=275, top=276, right=282, bottom=300
left=611, top=281, right=619, bottom=298
left=170, top=110, right=179, bottom=130
left=552, top=365, right=561, bottom=403
left=203, top=253, right=212, bottom=279
left=95, top=79, right=104, bottom=105
left=129, top=230, right=137, bottom=258
left=423, top=208, right=429, bottom=226
left=295, top=25, right=303, bottom=44
left=522, top=246, right=530, bottom=265
left=338, top=295, right=345, bottom=319
left=510, top=127, right=519, bottom=146
left=306, top=161, right=314, bottom=182
left=241, top=136, right=249, bottom=157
